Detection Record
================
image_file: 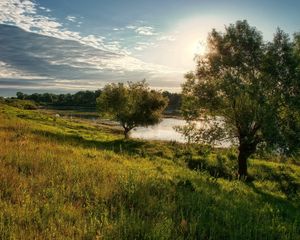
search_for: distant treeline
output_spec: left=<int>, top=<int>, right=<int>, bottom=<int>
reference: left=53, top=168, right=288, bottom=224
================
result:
left=162, top=91, right=181, bottom=113
left=16, top=91, right=102, bottom=108
left=15, top=90, right=181, bottom=112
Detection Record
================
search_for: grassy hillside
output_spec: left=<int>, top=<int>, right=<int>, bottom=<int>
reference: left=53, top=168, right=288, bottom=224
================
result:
left=0, top=103, right=299, bottom=240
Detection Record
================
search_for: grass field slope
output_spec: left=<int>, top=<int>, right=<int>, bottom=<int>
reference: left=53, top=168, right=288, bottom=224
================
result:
left=0, top=102, right=299, bottom=240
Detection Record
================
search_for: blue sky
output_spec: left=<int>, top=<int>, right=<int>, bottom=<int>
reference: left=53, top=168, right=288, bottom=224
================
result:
left=0, top=0, right=299, bottom=95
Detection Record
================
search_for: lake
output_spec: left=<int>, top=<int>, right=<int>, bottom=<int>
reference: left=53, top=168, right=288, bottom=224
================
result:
left=130, top=117, right=232, bottom=147
left=130, top=118, right=187, bottom=143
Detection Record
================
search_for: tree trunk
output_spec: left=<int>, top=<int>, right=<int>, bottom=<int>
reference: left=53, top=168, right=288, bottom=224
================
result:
left=237, top=140, right=257, bottom=179
left=238, top=149, right=249, bottom=178
left=124, top=127, right=130, bottom=139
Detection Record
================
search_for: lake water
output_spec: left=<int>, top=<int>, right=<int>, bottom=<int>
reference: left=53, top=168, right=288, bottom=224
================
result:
left=130, top=117, right=232, bottom=147
left=130, top=118, right=190, bottom=143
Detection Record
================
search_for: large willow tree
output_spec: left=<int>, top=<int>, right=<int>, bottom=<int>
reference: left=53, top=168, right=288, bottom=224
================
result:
left=181, top=20, right=300, bottom=178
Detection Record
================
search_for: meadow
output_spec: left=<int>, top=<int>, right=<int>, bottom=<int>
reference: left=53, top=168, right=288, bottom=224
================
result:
left=0, top=102, right=299, bottom=239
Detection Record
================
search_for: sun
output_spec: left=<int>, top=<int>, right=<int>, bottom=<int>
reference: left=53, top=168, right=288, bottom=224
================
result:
left=193, top=41, right=207, bottom=56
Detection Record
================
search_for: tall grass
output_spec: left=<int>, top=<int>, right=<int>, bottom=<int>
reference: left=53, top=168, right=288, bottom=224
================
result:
left=0, top=103, right=299, bottom=239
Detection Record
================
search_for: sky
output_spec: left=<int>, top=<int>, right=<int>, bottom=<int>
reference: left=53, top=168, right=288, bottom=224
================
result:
left=0, top=0, right=300, bottom=96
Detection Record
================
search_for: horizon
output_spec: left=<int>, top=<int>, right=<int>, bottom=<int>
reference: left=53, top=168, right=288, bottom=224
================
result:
left=0, top=0, right=300, bottom=97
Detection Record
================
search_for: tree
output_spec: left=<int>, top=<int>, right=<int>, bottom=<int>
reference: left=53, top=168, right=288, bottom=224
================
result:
left=97, top=81, right=168, bottom=139
left=16, top=92, right=27, bottom=100
left=180, top=20, right=300, bottom=178
left=262, top=29, right=300, bottom=155
left=162, top=91, right=182, bottom=113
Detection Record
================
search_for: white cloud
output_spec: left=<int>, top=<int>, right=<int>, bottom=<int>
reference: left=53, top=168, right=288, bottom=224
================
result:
left=157, top=35, right=176, bottom=41
left=134, top=46, right=143, bottom=51
left=126, top=25, right=136, bottom=29
left=0, top=61, right=50, bottom=80
left=39, top=6, right=51, bottom=13
left=135, top=26, right=156, bottom=36
left=66, top=15, right=77, bottom=22
left=133, top=42, right=156, bottom=51
left=126, top=24, right=157, bottom=36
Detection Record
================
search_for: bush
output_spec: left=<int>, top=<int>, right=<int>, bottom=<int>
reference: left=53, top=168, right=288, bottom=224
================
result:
left=4, top=99, right=38, bottom=110
left=187, top=153, right=237, bottom=180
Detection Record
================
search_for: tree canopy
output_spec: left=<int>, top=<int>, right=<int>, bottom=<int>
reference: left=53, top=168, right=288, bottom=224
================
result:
left=180, top=20, right=300, bottom=178
left=97, top=81, right=168, bottom=138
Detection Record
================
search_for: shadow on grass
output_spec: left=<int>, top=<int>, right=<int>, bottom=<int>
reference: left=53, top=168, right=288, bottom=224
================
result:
left=251, top=164, right=300, bottom=200
left=32, top=128, right=146, bottom=156
left=247, top=182, right=300, bottom=220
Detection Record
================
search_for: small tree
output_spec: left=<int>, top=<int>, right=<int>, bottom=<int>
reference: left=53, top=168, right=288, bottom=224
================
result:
left=180, top=20, right=300, bottom=178
left=16, top=92, right=26, bottom=100
left=97, top=80, right=168, bottom=139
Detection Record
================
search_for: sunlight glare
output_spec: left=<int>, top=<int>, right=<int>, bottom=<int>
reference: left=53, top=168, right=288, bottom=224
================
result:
left=192, top=41, right=207, bottom=56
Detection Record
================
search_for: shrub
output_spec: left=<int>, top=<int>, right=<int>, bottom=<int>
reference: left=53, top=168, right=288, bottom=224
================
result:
left=4, top=99, right=38, bottom=110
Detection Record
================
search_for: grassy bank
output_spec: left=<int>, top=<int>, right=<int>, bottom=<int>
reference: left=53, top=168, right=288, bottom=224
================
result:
left=0, top=103, right=299, bottom=239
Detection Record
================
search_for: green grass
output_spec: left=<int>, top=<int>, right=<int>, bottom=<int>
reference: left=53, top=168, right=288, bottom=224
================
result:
left=0, top=103, right=299, bottom=239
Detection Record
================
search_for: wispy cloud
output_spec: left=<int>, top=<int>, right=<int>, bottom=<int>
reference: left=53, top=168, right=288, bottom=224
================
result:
left=126, top=24, right=157, bottom=36
left=0, top=0, right=119, bottom=53
left=39, top=6, right=51, bottom=13
left=157, top=35, right=177, bottom=41
left=134, top=42, right=156, bottom=51
left=126, top=25, right=136, bottom=30
left=66, top=15, right=77, bottom=22
left=0, top=61, right=50, bottom=80
left=135, top=26, right=156, bottom=36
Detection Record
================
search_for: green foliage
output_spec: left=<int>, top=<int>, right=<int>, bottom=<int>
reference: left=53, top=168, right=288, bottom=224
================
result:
left=162, top=91, right=182, bottom=114
left=4, top=99, right=38, bottom=110
left=16, top=90, right=102, bottom=108
left=14, top=90, right=181, bottom=114
left=97, top=80, right=168, bottom=138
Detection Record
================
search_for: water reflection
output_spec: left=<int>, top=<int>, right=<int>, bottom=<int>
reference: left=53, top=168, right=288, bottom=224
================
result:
left=131, top=118, right=232, bottom=147
left=131, top=118, right=188, bottom=143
